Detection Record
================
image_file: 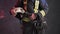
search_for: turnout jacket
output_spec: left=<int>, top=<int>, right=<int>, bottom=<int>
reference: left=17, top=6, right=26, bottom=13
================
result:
left=15, top=0, right=48, bottom=16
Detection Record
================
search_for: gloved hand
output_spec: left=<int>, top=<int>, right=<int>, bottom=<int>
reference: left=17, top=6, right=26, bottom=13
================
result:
left=41, top=17, right=47, bottom=30
left=29, top=13, right=36, bottom=20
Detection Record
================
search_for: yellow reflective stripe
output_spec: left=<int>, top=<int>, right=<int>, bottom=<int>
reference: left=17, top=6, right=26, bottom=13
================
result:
left=34, top=0, right=39, bottom=13
left=40, top=10, right=46, bottom=17
left=22, top=17, right=30, bottom=22
left=34, top=0, right=39, bottom=9
left=34, top=9, right=38, bottom=13
left=34, top=0, right=46, bottom=17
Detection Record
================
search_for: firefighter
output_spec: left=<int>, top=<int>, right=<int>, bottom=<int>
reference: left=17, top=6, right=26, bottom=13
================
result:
left=10, top=0, right=48, bottom=34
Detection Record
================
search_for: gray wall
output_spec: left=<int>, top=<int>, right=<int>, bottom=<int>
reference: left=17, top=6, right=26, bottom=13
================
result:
left=46, top=0, right=60, bottom=34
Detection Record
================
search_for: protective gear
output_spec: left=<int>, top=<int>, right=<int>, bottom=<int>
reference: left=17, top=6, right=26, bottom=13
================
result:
left=11, top=0, right=48, bottom=34
left=22, top=17, right=31, bottom=22
left=40, top=10, right=46, bottom=17
left=29, top=13, right=36, bottom=20
left=34, top=0, right=39, bottom=13
left=33, top=0, right=48, bottom=34
left=34, top=0, right=46, bottom=17
left=14, top=7, right=25, bottom=13
left=11, top=7, right=25, bottom=16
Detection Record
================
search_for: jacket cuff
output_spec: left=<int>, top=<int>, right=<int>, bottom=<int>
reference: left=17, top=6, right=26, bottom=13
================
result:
left=40, top=10, right=46, bottom=17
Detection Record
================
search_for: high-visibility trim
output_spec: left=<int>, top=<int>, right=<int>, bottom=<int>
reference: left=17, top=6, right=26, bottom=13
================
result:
left=34, top=0, right=46, bottom=16
left=40, top=10, right=46, bottom=17
left=34, top=9, right=38, bottom=13
left=22, top=17, right=30, bottom=22
left=34, top=0, right=39, bottom=13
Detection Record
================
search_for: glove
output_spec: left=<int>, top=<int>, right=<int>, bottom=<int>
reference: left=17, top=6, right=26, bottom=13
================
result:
left=41, top=17, right=47, bottom=30
left=29, top=13, right=36, bottom=20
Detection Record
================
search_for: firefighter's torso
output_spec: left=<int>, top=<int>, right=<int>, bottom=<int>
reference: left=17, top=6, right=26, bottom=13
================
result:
left=22, top=0, right=40, bottom=22
left=12, top=0, right=42, bottom=22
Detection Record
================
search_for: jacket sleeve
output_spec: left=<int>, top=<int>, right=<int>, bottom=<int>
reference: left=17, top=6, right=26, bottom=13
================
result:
left=27, top=0, right=34, bottom=13
left=39, top=0, right=48, bottom=14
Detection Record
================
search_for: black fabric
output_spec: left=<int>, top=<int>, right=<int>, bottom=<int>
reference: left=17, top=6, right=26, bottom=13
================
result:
left=23, top=21, right=33, bottom=34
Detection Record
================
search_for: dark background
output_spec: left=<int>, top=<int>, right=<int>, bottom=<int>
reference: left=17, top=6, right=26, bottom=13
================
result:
left=45, top=0, right=60, bottom=34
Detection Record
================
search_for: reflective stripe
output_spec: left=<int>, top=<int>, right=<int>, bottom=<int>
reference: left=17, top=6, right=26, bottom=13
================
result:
left=34, top=9, right=38, bottom=13
left=22, top=17, right=30, bottom=22
left=34, top=0, right=39, bottom=9
left=34, top=0, right=46, bottom=16
left=40, top=10, right=46, bottom=17
left=34, top=0, right=39, bottom=13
